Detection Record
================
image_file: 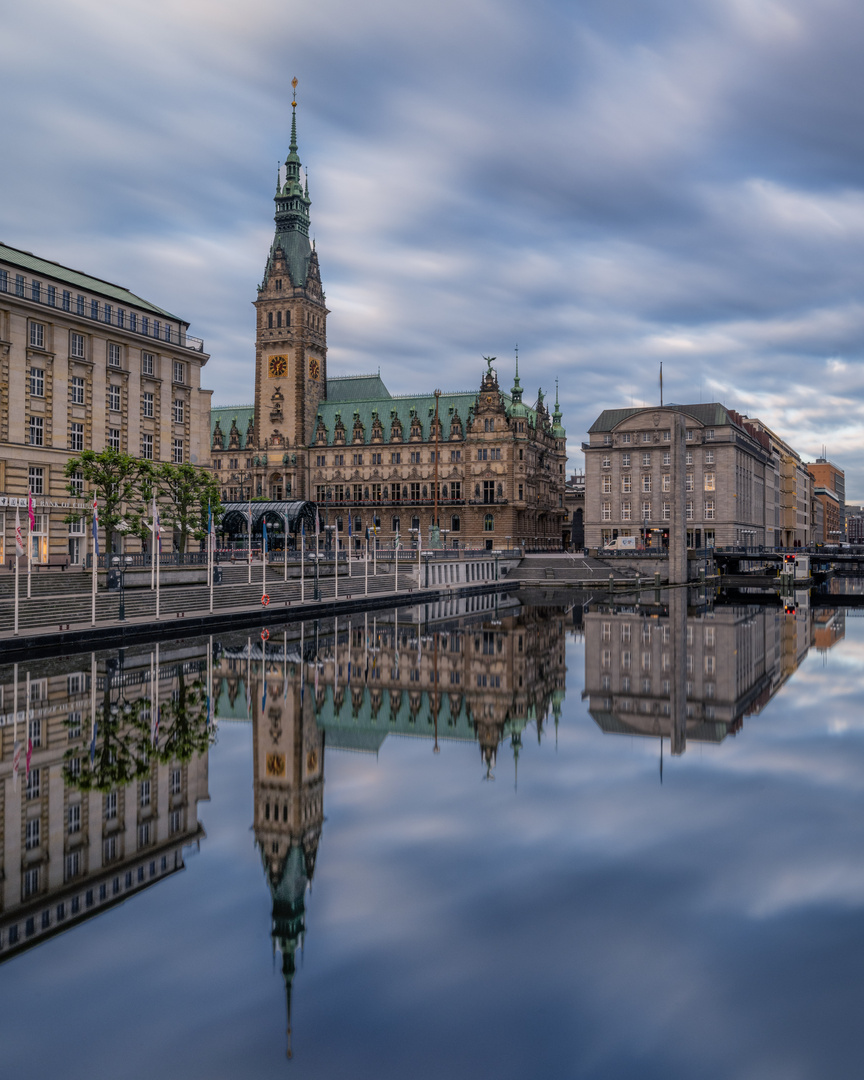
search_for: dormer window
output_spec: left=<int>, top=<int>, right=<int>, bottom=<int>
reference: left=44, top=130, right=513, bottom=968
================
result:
left=276, top=279, right=283, bottom=291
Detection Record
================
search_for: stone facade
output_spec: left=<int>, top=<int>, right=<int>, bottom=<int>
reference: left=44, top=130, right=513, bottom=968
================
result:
left=583, top=402, right=811, bottom=551
left=0, top=243, right=212, bottom=564
left=208, top=103, right=566, bottom=550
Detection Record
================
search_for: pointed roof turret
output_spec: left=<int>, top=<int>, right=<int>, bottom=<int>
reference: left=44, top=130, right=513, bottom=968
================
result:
left=263, top=77, right=314, bottom=292
left=552, top=379, right=566, bottom=438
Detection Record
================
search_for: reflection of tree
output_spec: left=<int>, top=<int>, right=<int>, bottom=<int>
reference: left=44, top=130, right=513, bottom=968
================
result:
left=63, top=667, right=213, bottom=793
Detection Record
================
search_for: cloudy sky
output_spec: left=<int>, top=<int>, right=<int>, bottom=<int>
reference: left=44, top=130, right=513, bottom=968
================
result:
left=2, top=0, right=864, bottom=494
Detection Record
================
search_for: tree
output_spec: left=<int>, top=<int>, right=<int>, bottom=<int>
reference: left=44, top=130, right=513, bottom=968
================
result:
left=65, top=449, right=152, bottom=553
left=154, top=462, right=222, bottom=553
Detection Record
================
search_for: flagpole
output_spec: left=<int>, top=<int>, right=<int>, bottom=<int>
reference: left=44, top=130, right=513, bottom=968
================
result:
left=91, top=503, right=98, bottom=627
left=14, top=543, right=19, bottom=636
left=27, top=490, right=32, bottom=599
left=334, top=519, right=338, bottom=599
left=262, top=521, right=267, bottom=600
left=12, top=663, right=18, bottom=791
left=365, top=537, right=369, bottom=596
left=155, top=512, right=161, bottom=619
left=348, top=518, right=352, bottom=578
left=247, top=500, right=252, bottom=585
left=300, top=524, right=305, bottom=603
left=208, top=501, right=214, bottom=614
left=284, top=514, right=288, bottom=582
left=395, top=538, right=399, bottom=594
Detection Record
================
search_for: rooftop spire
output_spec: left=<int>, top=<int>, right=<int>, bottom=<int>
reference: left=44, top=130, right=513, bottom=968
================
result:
left=264, top=76, right=313, bottom=290
left=511, top=345, right=523, bottom=403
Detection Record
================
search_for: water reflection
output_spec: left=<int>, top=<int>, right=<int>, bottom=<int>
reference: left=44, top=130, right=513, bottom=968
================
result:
left=583, top=589, right=845, bottom=759
left=0, top=643, right=212, bottom=961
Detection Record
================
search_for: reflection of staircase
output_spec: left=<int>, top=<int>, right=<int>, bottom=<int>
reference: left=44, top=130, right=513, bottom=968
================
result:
left=513, top=554, right=639, bottom=585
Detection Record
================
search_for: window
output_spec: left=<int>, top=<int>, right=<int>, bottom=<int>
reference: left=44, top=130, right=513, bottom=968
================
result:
left=69, top=470, right=83, bottom=496
left=29, top=322, right=45, bottom=349
left=705, top=449, right=714, bottom=464
left=170, top=768, right=181, bottom=795
left=518, top=484, right=523, bottom=500
left=602, top=475, right=612, bottom=494
left=705, top=428, right=714, bottom=440
left=620, top=433, right=631, bottom=444
left=108, top=343, right=121, bottom=367
left=61, top=289, right=71, bottom=310
left=391, top=452, right=401, bottom=464
left=153, top=320, right=160, bottom=339
left=142, top=316, right=149, bottom=336
left=25, top=818, right=40, bottom=850
left=603, top=434, right=612, bottom=445
left=29, top=367, right=44, bottom=397
left=68, top=804, right=81, bottom=834
left=70, top=423, right=84, bottom=451
left=704, top=473, right=715, bottom=491
left=141, top=352, right=154, bottom=376
left=450, top=449, right=461, bottom=462
left=451, top=481, right=461, bottom=500
left=621, top=453, right=630, bottom=467
left=104, top=304, right=112, bottom=324
left=142, top=434, right=153, bottom=460
left=642, top=433, right=652, bottom=443
left=663, top=502, right=671, bottom=520
left=371, top=452, right=382, bottom=465
left=26, top=768, right=40, bottom=799
left=172, top=438, right=183, bottom=463
left=391, top=516, right=401, bottom=534
left=138, top=823, right=151, bottom=849
left=90, top=299, right=99, bottom=320
left=621, top=501, right=631, bottom=520
left=602, top=455, right=611, bottom=468
left=173, top=360, right=185, bottom=383
left=130, top=312, right=137, bottom=332
left=662, top=474, right=671, bottom=492
left=621, top=651, right=631, bottom=669
left=705, top=500, right=715, bottom=520
left=142, top=392, right=154, bottom=418
left=451, top=515, right=460, bottom=532
left=353, top=452, right=363, bottom=465
left=686, top=430, right=693, bottom=441
left=108, top=385, right=121, bottom=411
left=173, top=399, right=184, bottom=424
left=65, top=852, right=82, bottom=882
left=686, top=501, right=694, bottom=520
left=70, top=332, right=85, bottom=358
left=685, top=451, right=693, bottom=465
left=642, top=475, right=651, bottom=493
left=484, top=514, right=494, bottom=531
left=140, top=780, right=151, bottom=807
left=170, top=811, right=182, bottom=835
left=71, top=376, right=85, bottom=404
left=484, top=419, right=495, bottom=432
left=621, top=475, right=631, bottom=493
left=15, top=274, right=24, bottom=297
left=29, top=416, right=44, bottom=446
left=685, top=474, right=694, bottom=492
left=0, top=269, right=6, bottom=291
left=316, top=454, right=326, bottom=467
left=642, top=453, right=651, bottom=466
left=601, top=502, right=611, bottom=521
left=642, top=502, right=651, bottom=520
left=662, top=451, right=670, bottom=466
left=23, top=868, right=40, bottom=898
left=108, top=429, right=121, bottom=452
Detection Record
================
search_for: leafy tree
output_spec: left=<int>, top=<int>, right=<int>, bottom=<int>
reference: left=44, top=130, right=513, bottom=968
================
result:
left=65, top=449, right=152, bottom=552
left=153, top=462, right=222, bottom=553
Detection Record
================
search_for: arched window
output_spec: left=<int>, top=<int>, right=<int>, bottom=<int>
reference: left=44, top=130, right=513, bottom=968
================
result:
left=285, top=310, right=290, bottom=327
left=267, top=312, right=273, bottom=328
left=276, top=311, right=282, bottom=328
left=451, top=515, right=460, bottom=532
left=484, top=514, right=494, bottom=532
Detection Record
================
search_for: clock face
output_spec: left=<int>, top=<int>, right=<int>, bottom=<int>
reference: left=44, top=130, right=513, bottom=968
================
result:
left=268, top=355, right=288, bottom=379
left=309, top=356, right=320, bottom=380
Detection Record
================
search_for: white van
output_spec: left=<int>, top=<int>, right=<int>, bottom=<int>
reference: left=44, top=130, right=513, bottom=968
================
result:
left=604, top=536, right=638, bottom=551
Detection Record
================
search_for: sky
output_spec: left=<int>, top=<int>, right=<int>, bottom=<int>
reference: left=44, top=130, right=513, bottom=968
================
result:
left=2, top=0, right=864, bottom=495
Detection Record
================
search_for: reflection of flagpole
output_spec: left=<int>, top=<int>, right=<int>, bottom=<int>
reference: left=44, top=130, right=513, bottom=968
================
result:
left=90, top=652, right=97, bottom=762
left=348, top=516, right=352, bottom=578
left=12, top=663, right=19, bottom=791
left=247, top=500, right=252, bottom=585
left=14, top=506, right=23, bottom=635
left=284, top=514, right=289, bottom=582
left=208, top=500, right=214, bottom=614
left=300, top=523, right=305, bottom=603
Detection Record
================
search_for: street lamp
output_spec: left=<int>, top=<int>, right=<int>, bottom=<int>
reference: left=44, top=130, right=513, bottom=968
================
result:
left=111, top=555, right=132, bottom=621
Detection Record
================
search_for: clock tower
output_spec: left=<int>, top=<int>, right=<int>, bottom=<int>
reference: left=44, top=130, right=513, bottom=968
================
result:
left=253, top=80, right=328, bottom=500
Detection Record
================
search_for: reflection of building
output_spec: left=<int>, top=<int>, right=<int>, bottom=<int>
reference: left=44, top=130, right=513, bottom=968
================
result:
left=208, top=99, right=566, bottom=548
left=210, top=599, right=567, bottom=1053
left=0, top=646, right=210, bottom=961
left=0, top=241, right=212, bottom=565
left=582, top=599, right=822, bottom=755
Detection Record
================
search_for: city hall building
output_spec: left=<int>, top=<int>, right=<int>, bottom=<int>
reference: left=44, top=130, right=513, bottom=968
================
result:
left=209, top=101, right=567, bottom=549
left=0, top=243, right=212, bottom=565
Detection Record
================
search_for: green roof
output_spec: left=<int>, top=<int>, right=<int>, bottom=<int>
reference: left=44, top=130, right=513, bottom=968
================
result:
left=588, top=402, right=739, bottom=434
left=0, top=242, right=180, bottom=321
left=326, top=374, right=392, bottom=402
left=315, top=390, right=478, bottom=446
left=211, top=405, right=254, bottom=449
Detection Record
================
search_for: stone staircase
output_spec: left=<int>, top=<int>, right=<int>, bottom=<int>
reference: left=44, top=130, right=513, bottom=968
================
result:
left=512, top=553, right=640, bottom=585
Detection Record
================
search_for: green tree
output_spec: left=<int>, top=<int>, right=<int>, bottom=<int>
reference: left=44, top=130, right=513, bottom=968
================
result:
left=65, top=449, right=152, bottom=553
left=154, top=462, right=222, bottom=553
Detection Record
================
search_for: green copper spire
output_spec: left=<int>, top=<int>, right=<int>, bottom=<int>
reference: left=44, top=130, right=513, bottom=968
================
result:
left=552, top=378, right=566, bottom=437
left=264, top=77, right=313, bottom=290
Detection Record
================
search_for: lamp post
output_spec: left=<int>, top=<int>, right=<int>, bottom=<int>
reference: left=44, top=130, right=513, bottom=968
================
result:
left=111, top=555, right=132, bottom=621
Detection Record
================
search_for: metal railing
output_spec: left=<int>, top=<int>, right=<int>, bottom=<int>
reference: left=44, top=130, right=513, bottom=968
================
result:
left=86, top=551, right=209, bottom=569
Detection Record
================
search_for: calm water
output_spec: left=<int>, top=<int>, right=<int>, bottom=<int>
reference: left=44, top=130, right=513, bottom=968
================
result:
left=1, top=589, right=864, bottom=1079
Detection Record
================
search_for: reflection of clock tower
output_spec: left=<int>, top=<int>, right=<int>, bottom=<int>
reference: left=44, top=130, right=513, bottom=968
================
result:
left=253, top=80, right=328, bottom=499
left=252, top=643, right=325, bottom=1058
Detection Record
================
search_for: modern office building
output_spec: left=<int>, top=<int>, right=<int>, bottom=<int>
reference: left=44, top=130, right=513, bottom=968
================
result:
left=0, top=243, right=212, bottom=564
left=807, top=458, right=845, bottom=542
left=209, top=100, right=566, bottom=550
